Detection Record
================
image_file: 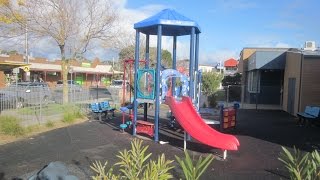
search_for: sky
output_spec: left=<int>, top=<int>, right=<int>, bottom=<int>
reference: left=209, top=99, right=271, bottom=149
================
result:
left=2, top=0, right=320, bottom=65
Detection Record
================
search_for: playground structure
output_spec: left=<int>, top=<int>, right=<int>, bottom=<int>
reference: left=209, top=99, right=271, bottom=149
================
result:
left=120, top=59, right=156, bottom=134
left=120, top=9, right=240, bottom=156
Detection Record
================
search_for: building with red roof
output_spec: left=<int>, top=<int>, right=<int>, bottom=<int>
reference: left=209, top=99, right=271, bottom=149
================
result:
left=224, top=58, right=238, bottom=67
left=224, top=58, right=238, bottom=75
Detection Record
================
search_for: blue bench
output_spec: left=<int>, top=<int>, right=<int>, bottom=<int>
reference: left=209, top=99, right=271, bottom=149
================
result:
left=297, top=106, right=320, bottom=126
left=90, top=102, right=103, bottom=121
left=100, top=101, right=116, bottom=119
left=89, top=101, right=116, bottom=121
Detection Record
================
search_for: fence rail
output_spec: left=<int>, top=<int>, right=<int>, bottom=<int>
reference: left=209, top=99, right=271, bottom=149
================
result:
left=0, top=86, right=93, bottom=127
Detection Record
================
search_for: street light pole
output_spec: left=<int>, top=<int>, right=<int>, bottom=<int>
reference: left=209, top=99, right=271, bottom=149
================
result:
left=25, top=22, right=30, bottom=81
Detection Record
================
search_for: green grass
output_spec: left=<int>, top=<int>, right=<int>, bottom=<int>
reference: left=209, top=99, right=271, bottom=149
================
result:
left=45, top=121, right=55, bottom=128
left=0, top=116, right=25, bottom=136
left=25, top=124, right=41, bottom=133
left=61, top=104, right=84, bottom=123
left=17, top=103, right=65, bottom=115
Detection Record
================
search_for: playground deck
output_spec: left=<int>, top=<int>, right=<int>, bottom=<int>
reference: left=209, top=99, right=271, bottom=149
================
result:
left=0, top=109, right=319, bottom=179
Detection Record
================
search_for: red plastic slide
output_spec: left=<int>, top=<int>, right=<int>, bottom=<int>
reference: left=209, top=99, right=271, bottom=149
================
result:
left=165, top=96, right=240, bottom=150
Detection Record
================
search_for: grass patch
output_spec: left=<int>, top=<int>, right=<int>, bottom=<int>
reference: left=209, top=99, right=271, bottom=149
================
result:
left=45, top=121, right=55, bottom=128
left=61, top=104, right=84, bottom=124
left=17, top=103, right=65, bottom=115
left=0, top=116, right=25, bottom=136
left=25, top=124, right=41, bottom=133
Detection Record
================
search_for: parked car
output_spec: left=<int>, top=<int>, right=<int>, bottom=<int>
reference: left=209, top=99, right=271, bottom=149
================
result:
left=56, top=80, right=82, bottom=92
left=110, top=80, right=129, bottom=89
left=0, top=82, right=52, bottom=110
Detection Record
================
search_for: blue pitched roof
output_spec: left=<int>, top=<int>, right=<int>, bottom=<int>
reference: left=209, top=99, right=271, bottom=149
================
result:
left=134, top=9, right=201, bottom=36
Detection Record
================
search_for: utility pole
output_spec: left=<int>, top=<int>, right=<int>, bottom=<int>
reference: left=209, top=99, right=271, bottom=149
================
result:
left=25, top=22, right=30, bottom=81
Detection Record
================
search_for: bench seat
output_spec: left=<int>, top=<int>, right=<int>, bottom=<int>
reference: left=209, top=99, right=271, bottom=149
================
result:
left=297, top=106, right=320, bottom=125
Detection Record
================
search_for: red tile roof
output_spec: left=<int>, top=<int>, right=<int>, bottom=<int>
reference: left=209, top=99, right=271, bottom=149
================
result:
left=224, top=58, right=238, bottom=67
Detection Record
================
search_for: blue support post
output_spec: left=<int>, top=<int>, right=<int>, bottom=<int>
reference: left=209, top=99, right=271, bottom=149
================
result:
left=146, top=34, right=150, bottom=68
left=189, top=27, right=195, bottom=99
left=144, top=34, right=150, bottom=121
left=154, top=25, right=162, bottom=142
left=172, top=36, right=177, bottom=97
left=133, top=30, right=140, bottom=136
left=194, top=33, right=200, bottom=105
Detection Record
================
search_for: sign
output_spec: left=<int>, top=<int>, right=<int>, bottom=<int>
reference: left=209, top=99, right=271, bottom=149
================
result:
left=81, top=62, right=91, bottom=68
left=23, top=66, right=30, bottom=72
left=13, top=68, right=19, bottom=73
left=68, top=67, right=73, bottom=73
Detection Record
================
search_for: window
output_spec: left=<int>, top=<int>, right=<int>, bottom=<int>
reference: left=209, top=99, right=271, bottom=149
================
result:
left=247, top=70, right=260, bottom=93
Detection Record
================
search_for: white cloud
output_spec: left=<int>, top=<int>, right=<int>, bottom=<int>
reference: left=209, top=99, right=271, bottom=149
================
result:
left=200, top=49, right=239, bottom=65
left=0, top=0, right=239, bottom=65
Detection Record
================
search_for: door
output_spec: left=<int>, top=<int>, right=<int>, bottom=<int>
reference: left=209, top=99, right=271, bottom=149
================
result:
left=287, top=78, right=296, bottom=114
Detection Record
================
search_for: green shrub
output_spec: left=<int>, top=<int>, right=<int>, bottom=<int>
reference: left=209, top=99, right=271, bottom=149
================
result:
left=91, top=139, right=215, bottom=180
left=279, top=147, right=320, bottom=180
left=0, top=116, right=25, bottom=136
left=207, top=94, right=217, bottom=108
left=62, top=104, right=83, bottom=123
left=202, top=102, right=207, bottom=108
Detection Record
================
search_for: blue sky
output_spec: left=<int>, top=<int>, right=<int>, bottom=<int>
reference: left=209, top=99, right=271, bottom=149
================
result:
left=1, top=0, right=319, bottom=65
left=122, top=0, right=320, bottom=65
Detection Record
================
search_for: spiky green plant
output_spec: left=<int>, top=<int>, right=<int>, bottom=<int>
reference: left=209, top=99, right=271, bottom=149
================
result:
left=143, top=154, right=174, bottom=180
left=90, top=139, right=174, bottom=180
left=115, top=139, right=174, bottom=180
left=175, top=150, right=214, bottom=180
left=90, top=160, right=119, bottom=180
left=278, top=147, right=320, bottom=180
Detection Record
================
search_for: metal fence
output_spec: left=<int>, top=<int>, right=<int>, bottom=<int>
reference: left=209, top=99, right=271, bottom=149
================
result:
left=0, top=85, right=92, bottom=127
left=0, top=83, right=127, bottom=127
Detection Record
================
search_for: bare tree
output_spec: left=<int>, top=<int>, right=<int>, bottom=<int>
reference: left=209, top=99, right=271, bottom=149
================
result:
left=1, top=0, right=118, bottom=103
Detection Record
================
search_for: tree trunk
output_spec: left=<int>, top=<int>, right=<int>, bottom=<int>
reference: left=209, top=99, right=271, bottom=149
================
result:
left=60, top=45, right=69, bottom=104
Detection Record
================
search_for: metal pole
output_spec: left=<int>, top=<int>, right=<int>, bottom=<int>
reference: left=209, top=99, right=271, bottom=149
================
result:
left=133, top=30, right=140, bottom=136
left=189, top=27, right=195, bottom=99
left=172, top=36, right=177, bottom=97
left=144, top=34, right=150, bottom=121
left=194, top=33, right=199, bottom=105
left=25, top=21, right=30, bottom=82
left=154, top=25, right=162, bottom=142
left=96, top=75, right=98, bottom=100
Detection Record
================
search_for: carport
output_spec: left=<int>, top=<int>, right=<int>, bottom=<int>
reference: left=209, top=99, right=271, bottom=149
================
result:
left=0, top=61, right=29, bottom=71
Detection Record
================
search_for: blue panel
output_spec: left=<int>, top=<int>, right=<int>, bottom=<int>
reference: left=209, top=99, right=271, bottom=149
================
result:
left=134, top=9, right=201, bottom=36
left=137, top=69, right=155, bottom=99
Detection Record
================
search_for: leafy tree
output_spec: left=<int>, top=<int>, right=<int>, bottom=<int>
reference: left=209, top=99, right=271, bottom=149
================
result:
left=222, top=73, right=241, bottom=86
left=1, top=0, right=119, bottom=103
left=201, top=71, right=223, bottom=96
left=118, top=45, right=172, bottom=69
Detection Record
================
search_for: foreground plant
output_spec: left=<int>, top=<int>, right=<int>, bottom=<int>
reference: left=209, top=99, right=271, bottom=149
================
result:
left=90, top=160, right=119, bottom=180
left=91, top=139, right=174, bottom=180
left=175, top=151, right=214, bottom=180
left=91, top=139, right=215, bottom=180
left=278, top=146, right=320, bottom=180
